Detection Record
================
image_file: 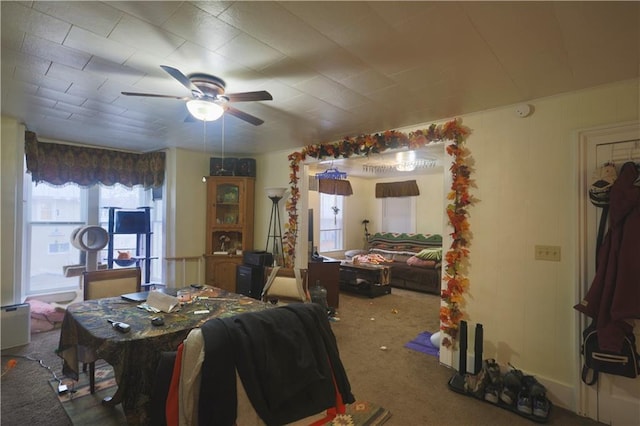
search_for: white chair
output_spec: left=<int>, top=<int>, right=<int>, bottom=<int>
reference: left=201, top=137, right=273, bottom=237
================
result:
left=261, top=267, right=309, bottom=304
left=81, top=267, right=141, bottom=393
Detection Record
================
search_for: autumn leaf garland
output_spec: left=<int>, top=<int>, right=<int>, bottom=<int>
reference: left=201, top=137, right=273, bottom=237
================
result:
left=285, top=118, right=474, bottom=347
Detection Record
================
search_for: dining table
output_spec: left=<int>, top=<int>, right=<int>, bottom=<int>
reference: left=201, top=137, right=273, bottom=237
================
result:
left=56, top=286, right=271, bottom=425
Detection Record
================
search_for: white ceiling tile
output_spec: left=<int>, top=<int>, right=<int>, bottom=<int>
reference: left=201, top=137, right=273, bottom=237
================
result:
left=3, top=2, right=71, bottom=44
left=36, top=87, right=85, bottom=106
left=14, top=66, right=71, bottom=92
left=83, top=99, right=127, bottom=115
left=1, top=47, right=51, bottom=75
left=33, top=1, right=121, bottom=37
left=22, top=34, right=91, bottom=69
left=167, top=42, right=238, bottom=76
left=163, top=2, right=239, bottom=51
left=340, top=69, right=396, bottom=96
left=294, top=76, right=366, bottom=110
left=192, top=1, right=234, bottom=18
left=219, top=2, right=334, bottom=58
left=67, top=80, right=120, bottom=104
left=109, top=15, right=185, bottom=58
left=259, top=56, right=317, bottom=87
left=84, top=56, right=146, bottom=87
left=215, top=33, right=285, bottom=72
left=47, top=63, right=106, bottom=91
left=64, top=26, right=135, bottom=64
left=54, top=101, right=98, bottom=117
left=38, top=106, right=73, bottom=119
left=105, top=1, right=182, bottom=26
left=281, top=1, right=371, bottom=38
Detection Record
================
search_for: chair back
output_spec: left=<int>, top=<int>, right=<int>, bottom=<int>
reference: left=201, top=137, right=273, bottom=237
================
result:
left=261, top=267, right=309, bottom=304
left=83, top=267, right=141, bottom=300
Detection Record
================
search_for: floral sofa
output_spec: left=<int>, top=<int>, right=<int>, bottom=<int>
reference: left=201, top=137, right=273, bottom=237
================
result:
left=345, top=232, right=443, bottom=295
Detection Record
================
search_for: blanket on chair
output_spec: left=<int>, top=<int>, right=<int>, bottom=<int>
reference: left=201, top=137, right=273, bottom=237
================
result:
left=199, top=303, right=354, bottom=425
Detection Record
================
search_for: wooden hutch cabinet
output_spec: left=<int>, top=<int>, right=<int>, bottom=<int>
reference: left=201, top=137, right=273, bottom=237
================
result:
left=204, top=176, right=255, bottom=292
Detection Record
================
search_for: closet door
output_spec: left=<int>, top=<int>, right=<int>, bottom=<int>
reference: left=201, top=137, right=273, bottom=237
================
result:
left=579, top=123, right=640, bottom=425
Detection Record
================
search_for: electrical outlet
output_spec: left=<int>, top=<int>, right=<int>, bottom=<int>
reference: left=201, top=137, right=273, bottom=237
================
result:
left=534, top=245, right=561, bottom=261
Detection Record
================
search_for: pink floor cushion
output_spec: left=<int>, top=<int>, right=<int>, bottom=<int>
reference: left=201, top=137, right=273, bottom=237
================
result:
left=28, top=299, right=66, bottom=333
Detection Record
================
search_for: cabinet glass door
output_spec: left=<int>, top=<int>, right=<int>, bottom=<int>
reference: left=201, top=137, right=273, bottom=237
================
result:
left=212, top=182, right=243, bottom=253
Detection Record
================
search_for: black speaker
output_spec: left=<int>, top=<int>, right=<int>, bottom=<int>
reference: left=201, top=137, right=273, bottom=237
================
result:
left=236, top=264, right=264, bottom=300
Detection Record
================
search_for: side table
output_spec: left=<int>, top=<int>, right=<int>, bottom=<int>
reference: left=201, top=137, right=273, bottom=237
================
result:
left=308, top=260, right=340, bottom=308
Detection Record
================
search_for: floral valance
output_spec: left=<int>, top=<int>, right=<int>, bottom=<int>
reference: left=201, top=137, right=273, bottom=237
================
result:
left=375, top=180, right=419, bottom=198
left=24, top=131, right=165, bottom=188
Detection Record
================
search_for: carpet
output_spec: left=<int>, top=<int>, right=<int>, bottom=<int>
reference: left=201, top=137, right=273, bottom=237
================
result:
left=51, top=363, right=390, bottom=426
left=405, top=331, right=440, bottom=357
left=48, top=362, right=126, bottom=425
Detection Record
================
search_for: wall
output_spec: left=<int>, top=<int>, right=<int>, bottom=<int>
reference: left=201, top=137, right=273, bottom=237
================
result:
left=443, top=79, right=639, bottom=407
left=1, top=118, right=25, bottom=306
left=163, top=148, right=209, bottom=287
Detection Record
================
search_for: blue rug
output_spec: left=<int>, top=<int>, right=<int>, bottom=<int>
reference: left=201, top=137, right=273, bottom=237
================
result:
left=405, top=331, right=439, bottom=357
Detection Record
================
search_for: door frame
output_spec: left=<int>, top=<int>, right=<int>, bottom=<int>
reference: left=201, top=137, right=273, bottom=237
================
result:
left=575, top=121, right=640, bottom=422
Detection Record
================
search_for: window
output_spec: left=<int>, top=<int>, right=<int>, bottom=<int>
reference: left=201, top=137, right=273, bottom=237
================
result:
left=318, top=193, right=344, bottom=252
left=381, top=196, right=416, bottom=233
left=23, top=170, right=163, bottom=296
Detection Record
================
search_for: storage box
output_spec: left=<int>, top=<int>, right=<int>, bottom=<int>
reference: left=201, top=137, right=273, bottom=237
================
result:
left=1, top=304, right=31, bottom=350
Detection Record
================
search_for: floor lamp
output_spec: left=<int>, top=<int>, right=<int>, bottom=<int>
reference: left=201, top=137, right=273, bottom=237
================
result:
left=265, top=187, right=287, bottom=266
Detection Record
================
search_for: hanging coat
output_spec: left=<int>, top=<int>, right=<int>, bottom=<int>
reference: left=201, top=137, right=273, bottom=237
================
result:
left=575, top=161, right=640, bottom=352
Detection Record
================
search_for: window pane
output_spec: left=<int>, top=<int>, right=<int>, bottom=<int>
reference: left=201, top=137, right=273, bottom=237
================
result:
left=26, top=181, right=85, bottom=295
left=319, top=193, right=344, bottom=251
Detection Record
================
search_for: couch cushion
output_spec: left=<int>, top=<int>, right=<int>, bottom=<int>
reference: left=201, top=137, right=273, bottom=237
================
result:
left=415, top=248, right=442, bottom=261
left=406, top=256, right=437, bottom=268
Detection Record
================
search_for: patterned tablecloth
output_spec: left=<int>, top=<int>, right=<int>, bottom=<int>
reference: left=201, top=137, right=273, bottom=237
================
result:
left=57, top=286, right=271, bottom=425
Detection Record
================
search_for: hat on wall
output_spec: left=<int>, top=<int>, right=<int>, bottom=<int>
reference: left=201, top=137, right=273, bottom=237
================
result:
left=589, top=163, right=617, bottom=207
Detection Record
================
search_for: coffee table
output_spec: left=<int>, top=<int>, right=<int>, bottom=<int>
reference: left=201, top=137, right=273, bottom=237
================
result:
left=339, top=262, right=391, bottom=298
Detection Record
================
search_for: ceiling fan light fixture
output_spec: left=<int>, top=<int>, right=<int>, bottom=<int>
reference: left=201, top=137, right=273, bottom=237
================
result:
left=186, top=99, right=224, bottom=121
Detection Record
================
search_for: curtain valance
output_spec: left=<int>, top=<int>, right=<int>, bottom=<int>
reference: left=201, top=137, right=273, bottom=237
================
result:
left=318, top=178, right=353, bottom=196
left=24, top=131, right=165, bottom=188
left=375, top=180, right=420, bottom=198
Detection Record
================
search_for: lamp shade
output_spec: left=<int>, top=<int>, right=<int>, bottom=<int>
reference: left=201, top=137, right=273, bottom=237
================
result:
left=186, top=99, right=224, bottom=121
left=265, top=187, right=287, bottom=199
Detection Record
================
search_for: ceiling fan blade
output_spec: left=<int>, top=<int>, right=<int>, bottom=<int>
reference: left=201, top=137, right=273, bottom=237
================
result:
left=160, top=65, right=204, bottom=97
left=225, top=106, right=265, bottom=126
left=121, top=92, right=190, bottom=100
left=225, top=90, right=273, bottom=102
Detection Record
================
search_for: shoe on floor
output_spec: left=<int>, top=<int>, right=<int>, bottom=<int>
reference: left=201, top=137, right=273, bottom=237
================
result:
left=484, top=383, right=500, bottom=404
left=533, top=396, right=550, bottom=418
left=517, top=391, right=533, bottom=415
left=500, top=365, right=523, bottom=406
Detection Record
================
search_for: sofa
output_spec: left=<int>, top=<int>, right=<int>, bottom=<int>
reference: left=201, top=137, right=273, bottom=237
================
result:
left=345, top=232, right=443, bottom=295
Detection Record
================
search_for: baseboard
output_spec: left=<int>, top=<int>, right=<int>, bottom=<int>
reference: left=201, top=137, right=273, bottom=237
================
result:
left=536, top=375, right=576, bottom=413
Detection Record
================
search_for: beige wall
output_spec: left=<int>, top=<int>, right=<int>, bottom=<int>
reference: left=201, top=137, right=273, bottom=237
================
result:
left=1, top=118, right=25, bottom=306
left=452, top=79, right=638, bottom=405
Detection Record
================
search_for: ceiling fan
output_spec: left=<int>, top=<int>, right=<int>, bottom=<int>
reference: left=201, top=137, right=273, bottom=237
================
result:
left=121, top=65, right=272, bottom=125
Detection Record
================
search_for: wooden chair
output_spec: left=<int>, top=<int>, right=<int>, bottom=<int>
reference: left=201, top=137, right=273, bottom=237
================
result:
left=82, top=267, right=141, bottom=393
left=261, top=267, right=309, bottom=304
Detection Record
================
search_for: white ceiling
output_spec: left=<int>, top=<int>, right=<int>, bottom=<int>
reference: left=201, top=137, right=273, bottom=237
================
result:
left=2, top=1, right=639, bottom=158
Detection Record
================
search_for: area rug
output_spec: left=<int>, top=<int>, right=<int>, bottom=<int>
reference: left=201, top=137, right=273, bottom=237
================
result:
left=324, top=401, right=391, bottom=425
left=51, top=363, right=390, bottom=426
left=405, top=331, right=439, bottom=357
left=48, top=362, right=126, bottom=425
